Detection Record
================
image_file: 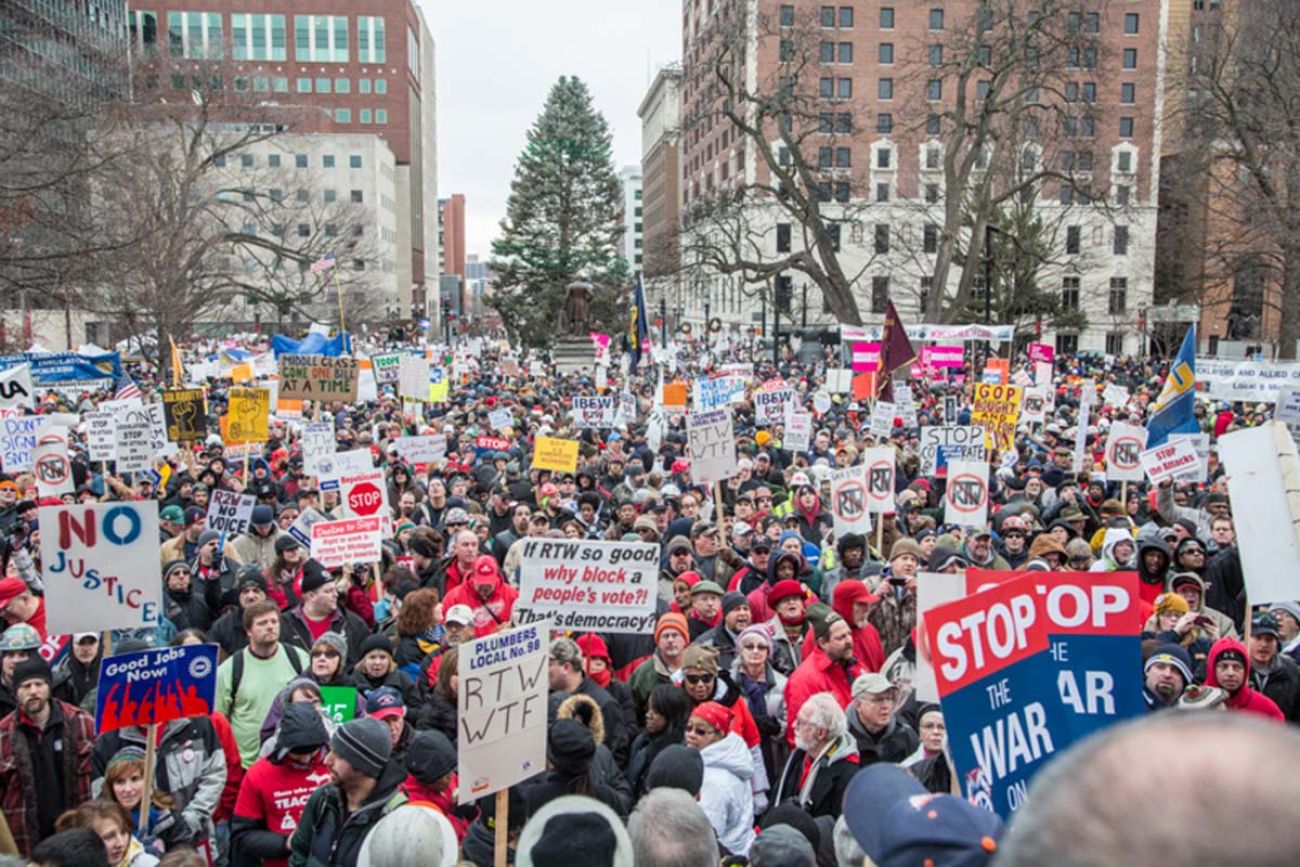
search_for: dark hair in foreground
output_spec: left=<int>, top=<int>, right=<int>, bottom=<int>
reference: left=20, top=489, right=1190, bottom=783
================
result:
left=29, top=828, right=108, bottom=867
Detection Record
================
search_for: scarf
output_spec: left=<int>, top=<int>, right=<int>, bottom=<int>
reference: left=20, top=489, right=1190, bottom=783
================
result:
left=738, top=670, right=768, bottom=723
left=589, top=666, right=612, bottom=688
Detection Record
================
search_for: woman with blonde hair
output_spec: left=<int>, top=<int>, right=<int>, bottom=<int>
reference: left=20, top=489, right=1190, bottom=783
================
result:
left=56, top=800, right=159, bottom=867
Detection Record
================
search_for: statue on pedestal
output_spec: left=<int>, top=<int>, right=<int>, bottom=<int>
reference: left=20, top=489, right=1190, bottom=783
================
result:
left=560, top=279, right=594, bottom=335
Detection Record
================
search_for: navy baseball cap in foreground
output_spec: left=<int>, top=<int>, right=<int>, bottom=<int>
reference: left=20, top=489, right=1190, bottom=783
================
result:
left=843, top=764, right=1004, bottom=867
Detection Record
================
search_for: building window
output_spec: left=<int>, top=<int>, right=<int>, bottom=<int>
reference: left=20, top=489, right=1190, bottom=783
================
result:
left=837, top=78, right=852, bottom=99
left=360, top=109, right=372, bottom=123
left=929, top=8, right=944, bottom=29
left=1108, top=278, right=1128, bottom=314
left=1082, top=82, right=1096, bottom=103
left=819, top=147, right=834, bottom=168
left=777, top=223, right=792, bottom=253
left=1124, top=13, right=1140, bottom=34
left=324, top=189, right=337, bottom=202
left=335, top=108, right=351, bottom=123
left=877, top=147, right=892, bottom=168
left=1116, top=184, right=1131, bottom=206
left=874, top=224, right=890, bottom=253
left=1056, top=333, right=1079, bottom=354
left=835, top=113, right=852, bottom=133
left=877, top=113, right=893, bottom=133
left=821, top=5, right=836, bottom=27
left=927, top=79, right=942, bottom=101
left=826, top=224, right=842, bottom=252
left=295, top=14, right=349, bottom=62
left=929, top=45, right=943, bottom=66
left=168, top=11, right=222, bottom=59
left=879, top=43, right=893, bottom=64
left=375, top=108, right=387, bottom=124
left=350, top=190, right=364, bottom=203
left=835, top=146, right=851, bottom=167
left=834, top=181, right=851, bottom=202
left=924, top=183, right=940, bottom=203
left=268, top=154, right=281, bottom=168
left=357, top=15, right=386, bottom=63
left=375, top=78, right=388, bottom=94
left=1066, top=226, right=1081, bottom=254
left=295, top=154, right=308, bottom=168
left=1106, top=333, right=1124, bottom=354
left=128, top=10, right=159, bottom=54
left=880, top=7, right=895, bottom=29
left=875, top=182, right=890, bottom=202
left=1119, top=117, right=1135, bottom=138
left=1117, top=151, right=1133, bottom=173
left=879, top=78, right=893, bottom=100
left=1061, top=277, right=1080, bottom=312
left=924, top=223, right=938, bottom=253
left=1114, top=226, right=1129, bottom=255
left=871, top=276, right=889, bottom=313
left=296, top=77, right=311, bottom=93
left=1121, top=83, right=1136, bottom=104
left=323, top=155, right=336, bottom=168
left=840, top=6, right=854, bottom=27
left=820, top=42, right=835, bottom=63
left=295, top=189, right=308, bottom=203
left=273, top=77, right=289, bottom=92
left=780, top=5, right=795, bottom=26
left=1123, top=48, right=1137, bottom=69
left=359, top=78, right=372, bottom=94
left=350, top=155, right=363, bottom=168
left=926, top=114, right=941, bottom=135
left=240, top=154, right=254, bottom=168
left=231, top=13, right=286, bottom=61
left=315, top=78, right=332, bottom=94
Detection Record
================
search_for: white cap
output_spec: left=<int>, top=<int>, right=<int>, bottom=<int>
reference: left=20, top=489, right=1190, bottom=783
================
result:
left=444, top=604, right=474, bottom=626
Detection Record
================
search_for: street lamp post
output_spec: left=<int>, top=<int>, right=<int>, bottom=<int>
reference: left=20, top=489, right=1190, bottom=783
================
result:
left=704, top=298, right=711, bottom=351
left=801, top=282, right=808, bottom=330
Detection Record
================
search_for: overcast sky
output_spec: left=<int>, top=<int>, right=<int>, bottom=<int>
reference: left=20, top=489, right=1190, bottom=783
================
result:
left=419, top=1, right=681, bottom=260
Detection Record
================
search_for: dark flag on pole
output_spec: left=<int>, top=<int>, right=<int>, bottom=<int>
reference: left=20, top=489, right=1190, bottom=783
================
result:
left=627, top=275, right=650, bottom=374
left=877, top=299, right=917, bottom=403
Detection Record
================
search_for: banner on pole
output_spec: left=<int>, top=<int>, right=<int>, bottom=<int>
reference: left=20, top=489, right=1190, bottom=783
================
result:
left=162, top=388, right=207, bottom=443
left=943, top=460, right=989, bottom=526
left=828, top=465, right=872, bottom=537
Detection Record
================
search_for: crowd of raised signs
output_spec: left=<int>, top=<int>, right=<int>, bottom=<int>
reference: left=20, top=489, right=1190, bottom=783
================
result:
left=0, top=328, right=1296, bottom=867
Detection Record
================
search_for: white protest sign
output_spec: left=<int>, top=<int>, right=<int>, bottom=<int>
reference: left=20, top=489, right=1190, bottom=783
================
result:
left=687, top=407, right=737, bottom=484
left=107, top=400, right=153, bottom=473
left=32, top=427, right=73, bottom=497
left=206, top=489, right=256, bottom=536
left=1079, top=378, right=1097, bottom=408
left=488, top=408, right=513, bottom=431
left=338, top=469, right=388, bottom=521
left=1034, top=360, right=1053, bottom=387
left=39, top=501, right=163, bottom=633
left=1278, top=388, right=1300, bottom=444
left=812, top=392, right=832, bottom=415
left=870, top=402, right=896, bottom=438
left=572, top=395, right=616, bottom=428
left=1071, top=399, right=1091, bottom=474
left=1141, top=438, right=1201, bottom=484
left=895, top=385, right=918, bottom=428
left=595, top=366, right=608, bottom=391
left=0, top=415, right=42, bottom=472
left=0, top=365, right=34, bottom=411
left=784, top=410, right=813, bottom=453
left=457, top=619, right=550, bottom=804
left=1219, top=423, right=1300, bottom=605
left=1104, top=422, right=1148, bottom=482
left=919, top=426, right=987, bottom=475
left=1167, top=433, right=1210, bottom=483
left=287, top=506, right=329, bottom=549
left=1020, top=387, right=1048, bottom=424
left=394, top=435, right=446, bottom=464
left=754, top=388, right=793, bottom=426
left=145, top=403, right=175, bottom=459
left=316, top=448, right=374, bottom=491
left=694, top=376, right=741, bottom=410
left=85, top=411, right=117, bottom=463
left=828, top=464, right=872, bottom=537
left=914, top=571, right=968, bottom=702
left=826, top=369, right=854, bottom=393
left=943, top=460, right=990, bottom=526
left=399, top=355, right=429, bottom=401
left=301, top=421, right=336, bottom=476
left=311, top=516, right=384, bottom=567
left=370, top=352, right=403, bottom=384
left=863, top=446, right=896, bottom=513
left=1198, top=358, right=1300, bottom=402
left=516, top=539, right=658, bottom=632
left=1011, top=369, right=1033, bottom=387
left=1103, top=383, right=1130, bottom=407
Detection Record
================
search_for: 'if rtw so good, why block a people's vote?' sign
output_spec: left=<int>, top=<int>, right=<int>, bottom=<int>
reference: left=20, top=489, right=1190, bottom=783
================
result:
left=516, top=539, right=659, bottom=633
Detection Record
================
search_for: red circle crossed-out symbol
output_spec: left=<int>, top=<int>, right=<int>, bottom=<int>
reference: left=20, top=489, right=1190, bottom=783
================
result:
left=947, top=473, right=988, bottom=515
left=1112, top=436, right=1142, bottom=470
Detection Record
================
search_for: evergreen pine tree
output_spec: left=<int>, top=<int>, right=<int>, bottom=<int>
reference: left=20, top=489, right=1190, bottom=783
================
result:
left=489, top=76, right=628, bottom=346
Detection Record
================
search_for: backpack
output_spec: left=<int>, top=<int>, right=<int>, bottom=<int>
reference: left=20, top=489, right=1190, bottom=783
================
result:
left=230, top=644, right=304, bottom=704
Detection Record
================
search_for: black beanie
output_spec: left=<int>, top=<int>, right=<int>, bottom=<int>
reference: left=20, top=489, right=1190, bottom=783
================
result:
left=529, top=811, right=617, bottom=867
left=406, top=730, right=457, bottom=785
left=300, top=559, right=329, bottom=594
left=409, top=536, right=438, bottom=559
left=761, top=802, right=822, bottom=852
left=360, top=633, right=393, bottom=659
left=721, top=591, right=749, bottom=618
left=546, top=718, right=595, bottom=778
left=12, top=657, right=52, bottom=690
left=644, top=743, right=704, bottom=797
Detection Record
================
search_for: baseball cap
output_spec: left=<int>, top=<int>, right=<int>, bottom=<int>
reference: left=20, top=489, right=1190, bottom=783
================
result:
left=159, top=505, right=184, bottom=524
left=1252, top=612, right=1282, bottom=640
left=843, top=764, right=928, bottom=858
left=444, top=604, right=474, bottom=626
left=363, top=686, right=406, bottom=721
left=876, top=793, right=1004, bottom=867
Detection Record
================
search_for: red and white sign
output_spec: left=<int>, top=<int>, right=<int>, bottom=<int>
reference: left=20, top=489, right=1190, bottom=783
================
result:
left=476, top=435, right=510, bottom=452
left=829, top=464, right=872, bottom=536
left=943, top=460, right=989, bottom=526
left=339, top=470, right=386, bottom=518
left=1140, top=438, right=1200, bottom=485
left=311, top=516, right=384, bottom=568
left=1105, top=422, right=1148, bottom=482
left=863, top=446, right=895, bottom=513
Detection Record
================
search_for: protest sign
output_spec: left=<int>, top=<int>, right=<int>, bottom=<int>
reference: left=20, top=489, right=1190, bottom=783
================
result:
left=920, top=426, right=987, bottom=475
left=828, top=465, right=872, bottom=537
left=399, top=355, right=430, bottom=401
left=925, top=345, right=964, bottom=368
left=488, top=408, right=513, bottom=431
left=277, top=354, right=360, bottom=401
left=338, top=470, right=386, bottom=519
left=1034, top=361, right=1054, bottom=391
left=1071, top=399, right=1091, bottom=475
left=0, top=364, right=33, bottom=411
left=0, top=415, right=40, bottom=473
left=1197, top=358, right=1300, bottom=402
left=825, top=369, right=854, bottom=394
left=475, top=435, right=510, bottom=454
left=694, top=375, right=742, bottom=410
left=869, top=402, right=896, bottom=438
left=532, top=436, right=579, bottom=473
left=428, top=366, right=449, bottom=403
left=394, top=434, right=446, bottom=465
left=1277, top=388, right=1300, bottom=444
left=784, top=411, right=812, bottom=453
left=1104, top=422, right=1148, bottom=482
left=95, top=644, right=218, bottom=734
left=895, top=385, right=918, bottom=428
left=162, top=388, right=206, bottom=443
left=32, top=428, right=73, bottom=498
left=754, top=388, right=793, bottom=426
left=301, top=421, right=336, bottom=476
left=1103, top=384, right=1130, bottom=407
left=319, top=685, right=358, bottom=724
left=1027, top=342, right=1054, bottom=364
left=1166, top=433, right=1210, bottom=483
left=84, top=411, right=116, bottom=463
left=1219, top=423, right=1300, bottom=605
left=662, top=382, right=688, bottom=411
left=572, top=395, right=616, bottom=428
left=971, top=384, right=1022, bottom=451
left=1020, top=388, right=1047, bottom=424
left=943, top=460, right=990, bottom=526
left=1011, top=369, right=1033, bottom=387
left=1141, top=438, right=1200, bottom=484
left=457, top=619, right=550, bottom=803
left=516, top=539, right=658, bottom=633
left=226, top=387, right=269, bottom=444
left=687, top=407, right=736, bottom=484
left=925, top=573, right=1069, bottom=816
left=287, top=507, right=329, bottom=549
left=315, top=448, right=373, bottom=489
left=852, top=372, right=876, bottom=401
left=0, top=351, right=120, bottom=385
left=39, top=501, right=163, bottom=633
left=311, top=516, right=385, bottom=568
left=863, top=447, right=896, bottom=513
left=206, top=490, right=256, bottom=536
left=370, top=352, right=402, bottom=384
left=108, top=401, right=153, bottom=473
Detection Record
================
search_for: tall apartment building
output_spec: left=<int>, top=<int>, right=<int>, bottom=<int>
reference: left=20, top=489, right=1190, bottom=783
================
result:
left=437, top=194, right=465, bottom=278
left=619, top=165, right=644, bottom=274
left=0, top=0, right=127, bottom=104
left=680, top=0, right=1165, bottom=354
left=124, top=1, right=438, bottom=324
left=638, top=66, right=683, bottom=329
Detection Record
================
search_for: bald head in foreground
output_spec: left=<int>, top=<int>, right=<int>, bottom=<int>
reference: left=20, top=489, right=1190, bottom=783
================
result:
left=998, top=712, right=1300, bottom=866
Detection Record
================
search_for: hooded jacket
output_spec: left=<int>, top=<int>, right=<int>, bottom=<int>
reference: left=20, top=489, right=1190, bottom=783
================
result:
left=746, top=551, right=806, bottom=624
left=698, top=732, right=757, bottom=856
left=1135, top=528, right=1172, bottom=605
left=439, top=555, right=519, bottom=639
left=288, top=759, right=409, bottom=867
left=831, top=581, right=885, bottom=673
left=1090, top=527, right=1136, bottom=572
left=1204, top=638, right=1284, bottom=721
left=1164, top=572, right=1238, bottom=640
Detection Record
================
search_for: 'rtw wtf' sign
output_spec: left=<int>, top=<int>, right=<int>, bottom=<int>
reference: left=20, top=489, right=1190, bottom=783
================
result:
left=39, top=502, right=164, bottom=633
left=516, top=539, right=658, bottom=633
left=687, top=407, right=737, bottom=484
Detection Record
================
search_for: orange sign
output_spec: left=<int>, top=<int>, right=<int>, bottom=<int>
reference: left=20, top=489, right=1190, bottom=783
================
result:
left=662, top=382, right=688, bottom=409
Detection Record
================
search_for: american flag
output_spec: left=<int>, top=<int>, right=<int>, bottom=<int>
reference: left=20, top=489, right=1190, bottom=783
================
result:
left=309, top=251, right=336, bottom=274
left=114, top=372, right=141, bottom=401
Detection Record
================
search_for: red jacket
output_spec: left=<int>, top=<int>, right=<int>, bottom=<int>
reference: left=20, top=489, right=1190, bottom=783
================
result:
left=440, top=556, right=519, bottom=638
left=783, top=645, right=862, bottom=748
left=831, top=582, right=886, bottom=674
left=1206, top=638, right=1284, bottom=721
left=0, top=700, right=96, bottom=855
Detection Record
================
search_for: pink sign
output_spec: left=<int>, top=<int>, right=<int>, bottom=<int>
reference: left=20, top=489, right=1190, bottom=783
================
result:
left=925, top=345, right=965, bottom=369
left=851, top=341, right=881, bottom=372
left=1028, top=342, right=1054, bottom=364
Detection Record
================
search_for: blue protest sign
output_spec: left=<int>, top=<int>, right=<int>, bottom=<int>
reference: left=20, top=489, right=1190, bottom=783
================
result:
left=0, top=352, right=121, bottom=384
left=95, top=643, right=218, bottom=734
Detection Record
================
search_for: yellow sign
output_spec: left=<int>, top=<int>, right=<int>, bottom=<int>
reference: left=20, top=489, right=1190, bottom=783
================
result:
left=226, top=387, right=270, bottom=444
left=971, top=383, right=1023, bottom=452
left=533, top=436, right=579, bottom=473
left=429, top=368, right=449, bottom=404
left=230, top=363, right=253, bottom=383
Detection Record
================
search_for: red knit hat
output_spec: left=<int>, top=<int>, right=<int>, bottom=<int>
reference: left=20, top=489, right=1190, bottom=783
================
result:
left=655, top=612, right=689, bottom=645
left=768, top=579, right=805, bottom=606
left=576, top=633, right=610, bottom=663
left=690, top=701, right=732, bottom=735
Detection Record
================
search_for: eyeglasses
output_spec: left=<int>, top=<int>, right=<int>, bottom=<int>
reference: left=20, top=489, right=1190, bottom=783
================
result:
left=685, top=673, right=715, bottom=685
left=311, top=649, right=340, bottom=659
left=740, top=642, right=767, bottom=651
left=685, top=723, right=716, bottom=736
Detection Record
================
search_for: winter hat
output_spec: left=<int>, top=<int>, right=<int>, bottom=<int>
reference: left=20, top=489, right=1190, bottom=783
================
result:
left=251, top=504, right=275, bottom=527
left=12, top=657, right=52, bottom=689
left=300, top=559, right=330, bottom=595
left=360, top=633, right=394, bottom=659
left=574, top=633, right=610, bottom=663
left=274, top=535, right=300, bottom=554
left=547, top=718, right=596, bottom=777
left=163, top=560, right=191, bottom=581
left=653, top=612, right=689, bottom=645
left=405, top=730, right=458, bottom=785
left=689, top=701, right=732, bottom=734
left=330, top=717, right=392, bottom=778
left=516, top=796, right=633, bottom=867
left=889, top=538, right=923, bottom=563
left=812, top=609, right=845, bottom=642
left=644, top=744, right=705, bottom=796
left=1154, top=593, right=1189, bottom=617
left=357, top=805, right=458, bottom=867
left=409, top=536, right=438, bottom=559
left=768, top=579, right=805, bottom=606
left=274, top=702, right=328, bottom=761
left=681, top=644, right=719, bottom=675
left=737, top=623, right=774, bottom=652
left=1145, top=643, right=1194, bottom=684
left=196, top=529, right=222, bottom=548
left=760, top=803, right=823, bottom=853
left=665, top=535, right=692, bottom=555
left=312, top=631, right=348, bottom=660
left=236, top=565, right=267, bottom=593
left=750, top=825, right=815, bottom=867
left=721, top=591, right=749, bottom=617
